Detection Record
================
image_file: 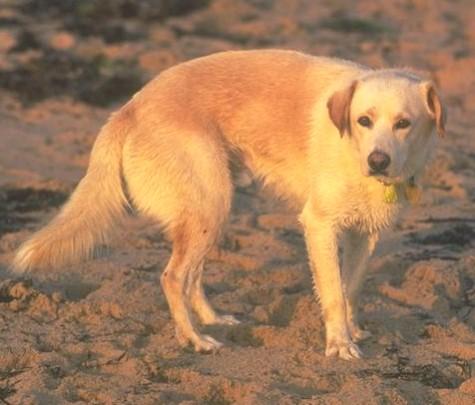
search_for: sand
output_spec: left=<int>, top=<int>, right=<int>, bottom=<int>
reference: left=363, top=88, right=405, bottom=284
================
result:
left=0, top=0, right=474, bottom=403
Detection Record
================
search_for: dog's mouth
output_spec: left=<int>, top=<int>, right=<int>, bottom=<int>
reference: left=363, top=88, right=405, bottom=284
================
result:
left=376, top=177, right=396, bottom=186
left=369, top=169, right=388, bottom=177
left=374, top=175, right=393, bottom=186
left=368, top=169, right=391, bottom=183
left=363, top=162, right=406, bottom=185
left=369, top=171, right=404, bottom=186
left=371, top=172, right=414, bottom=187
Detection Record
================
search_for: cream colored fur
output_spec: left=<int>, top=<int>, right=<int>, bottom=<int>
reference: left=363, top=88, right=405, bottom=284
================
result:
left=13, top=110, right=131, bottom=271
left=12, top=50, right=445, bottom=359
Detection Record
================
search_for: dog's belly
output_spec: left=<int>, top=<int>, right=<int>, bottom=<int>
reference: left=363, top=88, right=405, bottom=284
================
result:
left=228, top=145, right=311, bottom=208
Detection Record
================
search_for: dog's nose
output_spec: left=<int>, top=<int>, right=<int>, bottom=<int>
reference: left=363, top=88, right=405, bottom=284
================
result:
left=368, top=150, right=391, bottom=173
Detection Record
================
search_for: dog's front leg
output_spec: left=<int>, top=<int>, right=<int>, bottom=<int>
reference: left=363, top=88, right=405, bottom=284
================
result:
left=341, top=230, right=378, bottom=342
left=301, top=207, right=362, bottom=360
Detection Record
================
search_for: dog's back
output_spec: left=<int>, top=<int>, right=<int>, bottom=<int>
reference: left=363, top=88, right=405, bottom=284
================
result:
left=129, top=49, right=367, bottom=203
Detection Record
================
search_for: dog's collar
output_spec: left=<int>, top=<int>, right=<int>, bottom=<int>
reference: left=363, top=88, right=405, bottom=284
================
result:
left=382, top=177, right=421, bottom=204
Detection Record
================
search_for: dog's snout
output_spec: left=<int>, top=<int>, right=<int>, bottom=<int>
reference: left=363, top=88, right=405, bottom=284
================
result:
left=368, top=150, right=391, bottom=173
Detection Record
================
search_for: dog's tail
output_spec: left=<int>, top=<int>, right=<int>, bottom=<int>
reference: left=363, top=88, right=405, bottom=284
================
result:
left=12, top=108, right=132, bottom=273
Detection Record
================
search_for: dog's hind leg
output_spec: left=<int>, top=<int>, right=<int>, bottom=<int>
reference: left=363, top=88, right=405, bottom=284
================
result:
left=123, top=126, right=233, bottom=352
left=160, top=220, right=227, bottom=352
left=186, top=260, right=240, bottom=326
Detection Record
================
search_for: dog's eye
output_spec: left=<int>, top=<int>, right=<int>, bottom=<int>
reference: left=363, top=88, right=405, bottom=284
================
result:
left=394, top=118, right=411, bottom=130
left=357, top=116, right=372, bottom=128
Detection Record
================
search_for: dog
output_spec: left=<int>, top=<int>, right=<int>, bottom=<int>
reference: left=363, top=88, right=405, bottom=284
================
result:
left=12, top=50, right=446, bottom=359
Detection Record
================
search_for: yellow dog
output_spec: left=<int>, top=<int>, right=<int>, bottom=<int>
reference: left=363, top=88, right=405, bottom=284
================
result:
left=13, top=50, right=445, bottom=359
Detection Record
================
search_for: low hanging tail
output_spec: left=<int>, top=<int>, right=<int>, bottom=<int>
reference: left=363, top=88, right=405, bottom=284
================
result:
left=12, top=109, right=132, bottom=273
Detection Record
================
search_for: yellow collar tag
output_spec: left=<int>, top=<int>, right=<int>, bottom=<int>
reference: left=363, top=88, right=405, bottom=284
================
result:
left=383, top=184, right=399, bottom=203
left=383, top=180, right=421, bottom=205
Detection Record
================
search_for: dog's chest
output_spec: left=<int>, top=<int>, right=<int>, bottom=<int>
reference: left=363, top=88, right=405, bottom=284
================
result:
left=340, top=185, right=400, bottom=233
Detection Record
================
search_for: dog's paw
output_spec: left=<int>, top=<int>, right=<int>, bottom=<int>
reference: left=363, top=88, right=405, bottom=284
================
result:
left=350, top=326, right=372, bottom=342
left=193, top=334, right=224, bottom=353
left=212, top=314, right=241, bottom=326
left=325, top=339, right=362, bottom=360
left=201, top=313, right=241, bottom=326
left=175, top=327, right=224, bottom=353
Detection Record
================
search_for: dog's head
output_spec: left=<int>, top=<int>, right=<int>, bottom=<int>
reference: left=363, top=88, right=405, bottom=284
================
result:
left=327, top=70, right=446, bottom=183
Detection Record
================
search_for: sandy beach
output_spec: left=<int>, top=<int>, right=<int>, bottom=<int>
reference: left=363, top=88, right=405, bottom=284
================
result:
left=0, top=0, right=474, bottom=403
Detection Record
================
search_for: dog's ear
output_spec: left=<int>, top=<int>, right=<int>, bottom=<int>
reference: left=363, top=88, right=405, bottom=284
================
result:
left=421, top=81, right=447, bottom=137
left=327, top=81, right=357, bottom=137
